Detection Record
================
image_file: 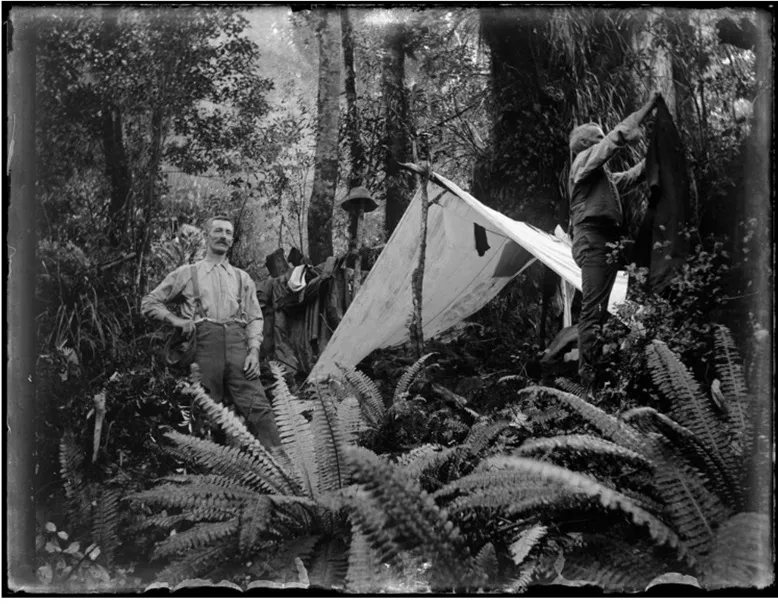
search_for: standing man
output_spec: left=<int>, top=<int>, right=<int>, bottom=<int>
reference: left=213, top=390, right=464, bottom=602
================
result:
left=142, top=215, right=282, bottom=450
left=568, top=92, right=661, bottom=391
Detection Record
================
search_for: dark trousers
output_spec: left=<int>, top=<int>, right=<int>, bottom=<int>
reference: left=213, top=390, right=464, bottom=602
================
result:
left=195, top=321, right=281, bottom=449
left=572, top=225, right=621, bottom=387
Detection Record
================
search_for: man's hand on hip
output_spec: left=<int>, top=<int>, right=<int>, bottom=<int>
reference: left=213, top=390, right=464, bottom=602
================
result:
left=243, top=348, right=260, bottom=380
left=170, top=315, right=196, bottom=334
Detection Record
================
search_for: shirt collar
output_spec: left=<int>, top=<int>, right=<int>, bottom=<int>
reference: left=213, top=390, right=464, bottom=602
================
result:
left=201, top=257, right=234, bottom=276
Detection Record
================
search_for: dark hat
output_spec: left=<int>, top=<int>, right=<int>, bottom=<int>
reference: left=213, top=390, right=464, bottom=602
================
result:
left=163, top=329, right=197, bottom=369
left=339, top=186, right=378, bottom=213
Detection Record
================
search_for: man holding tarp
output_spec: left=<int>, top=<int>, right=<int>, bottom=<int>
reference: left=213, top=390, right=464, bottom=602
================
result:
left=568, top=91, right=661, bottom=390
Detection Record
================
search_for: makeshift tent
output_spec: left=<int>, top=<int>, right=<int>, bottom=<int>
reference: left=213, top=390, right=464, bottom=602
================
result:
left=307, top=172, right=628, bottom=382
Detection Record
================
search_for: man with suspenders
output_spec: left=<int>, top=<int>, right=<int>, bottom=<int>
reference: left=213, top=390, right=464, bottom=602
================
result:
left=142, top=215, right=282, bottom=450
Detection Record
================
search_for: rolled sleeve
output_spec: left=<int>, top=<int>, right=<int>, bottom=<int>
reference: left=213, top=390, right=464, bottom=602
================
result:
left=242, top=277, right=264, bottom=351
left=141, top=266, right=188, bottom=322
left=572, top=110, right=644, bottom=185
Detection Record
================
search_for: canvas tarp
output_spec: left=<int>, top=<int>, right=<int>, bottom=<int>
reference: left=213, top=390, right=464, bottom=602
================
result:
left=307, top=172, right=627, bottom=382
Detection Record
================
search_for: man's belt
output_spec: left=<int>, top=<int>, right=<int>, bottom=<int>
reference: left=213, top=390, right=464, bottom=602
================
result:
left=194, top=317, right=248, bottom=327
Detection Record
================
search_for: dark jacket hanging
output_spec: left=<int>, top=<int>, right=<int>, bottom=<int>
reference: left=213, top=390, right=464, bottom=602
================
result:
left=633, top=97, right=690, bottom=293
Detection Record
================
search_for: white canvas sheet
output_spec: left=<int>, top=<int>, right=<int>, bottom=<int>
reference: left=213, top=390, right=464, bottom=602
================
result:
left=308, top=172, right=627, bottom=381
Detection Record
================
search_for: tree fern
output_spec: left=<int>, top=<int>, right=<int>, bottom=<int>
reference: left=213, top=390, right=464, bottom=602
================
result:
left=392, top=352, right=436, bottom=404
left=269, top=362, right=319, bottom=496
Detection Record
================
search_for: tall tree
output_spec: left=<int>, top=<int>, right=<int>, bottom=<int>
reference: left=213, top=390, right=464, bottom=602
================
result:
left=307, top=9, right=342, bottom=264
left=341, top=8, right=367, bottom=244
left=382, top=22, right=414, bottom=239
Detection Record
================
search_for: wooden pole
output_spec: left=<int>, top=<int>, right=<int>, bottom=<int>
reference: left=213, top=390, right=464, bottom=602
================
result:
left=352, top=207, right=365, bottom=295
left=409, top=140, right=430, bottom=358
left=7, top=8, right=38, bottom=588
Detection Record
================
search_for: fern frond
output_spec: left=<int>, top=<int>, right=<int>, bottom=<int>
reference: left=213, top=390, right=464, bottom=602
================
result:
left=92, top=488, right=121, bottom=565
left=345, top=524, right=382, bottom=593
left=395, top=443, right=442, bottom=466
left=519, top=386, right=653, bottom=456
left=58, top=432, right=91, bottom=532
left=237, top=496, right=273, bottom=556
left=517, top=434, right=653, bottom=467
left=506, top=559, right=538, bottom=593
left=152, top=519, right=239, bottom=561
left=646, top=341, right=740, bottom=488
left=269, top=362, right=319, bottom=496
left=392, top=352, right=436, bottom=404
left=337, top=364, right=386, bottom=429
left=559, top=539, right=675, bottom=592
left=510, top=524, right=548, bottom=567
left=311, top=385, right=349, bottom=493
left=701, top=512, right=773, bottom=589
left=470, top=542, right=498, bottom=588
left=337, top=396, right=367, bottom=446
left=712, top=325, right=749, bottom=442
left=163, top=432, right=291, bottom=495
left=129, top=482, right=255, bottom=514
left=183, top=382, right=301, bottom=495
left=345, top=446, right=475, bottom=590
left=623, top=407, right=741, bottom=509
left=482, top=456, right=692, bottom=564
left=156, top=543, right=236, bottom=585
left=306, top=537, right=350, bottom=590
left=555, top=377, right=589, bottom=399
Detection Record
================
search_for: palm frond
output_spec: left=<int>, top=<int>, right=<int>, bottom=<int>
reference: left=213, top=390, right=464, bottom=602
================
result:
left=392, top=352, right=436, bottom=404
left=269, top=362, right=319, bottom=496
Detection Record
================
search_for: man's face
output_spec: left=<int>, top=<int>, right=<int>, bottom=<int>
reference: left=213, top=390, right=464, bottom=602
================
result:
left=207, top=219, right=234, bottom=255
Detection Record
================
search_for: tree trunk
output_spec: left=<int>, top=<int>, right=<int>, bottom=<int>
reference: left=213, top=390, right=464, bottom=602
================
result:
left=7, top=10, right=37, bottom=588
left=307, top=10, right=342, bottom=265
left=100, top=8, right=133, bottom=248
left=341, top=8, right=367, bottom=244
left=382, top=24, right=413, bottom=239
left=632, top=9, right=676, bottom=119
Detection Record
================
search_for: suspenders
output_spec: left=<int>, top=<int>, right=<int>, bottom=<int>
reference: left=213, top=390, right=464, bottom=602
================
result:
left=190, top=263, right=247, bottom=323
